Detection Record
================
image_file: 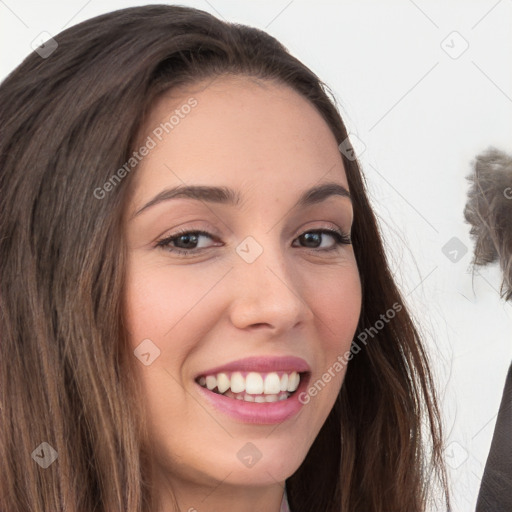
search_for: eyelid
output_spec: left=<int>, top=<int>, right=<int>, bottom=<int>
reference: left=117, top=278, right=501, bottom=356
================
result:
left=155, top=228, right=220, bottom=249
left=292, top=220, right=346, bottom=238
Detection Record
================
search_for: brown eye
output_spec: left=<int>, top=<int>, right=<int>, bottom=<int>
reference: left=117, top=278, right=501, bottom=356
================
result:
left=156, top=230, right=219, bottom=255
left=293, top=229, right=351, bottom=250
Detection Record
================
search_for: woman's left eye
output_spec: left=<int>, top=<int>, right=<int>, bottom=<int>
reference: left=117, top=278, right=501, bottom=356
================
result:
left=292, top=229, right=351, bottom=250
left=155, top=228, right=351, bottom=256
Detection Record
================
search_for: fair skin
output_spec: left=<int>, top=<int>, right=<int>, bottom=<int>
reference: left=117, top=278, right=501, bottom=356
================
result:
left=123, top=75, right=362, bottom=512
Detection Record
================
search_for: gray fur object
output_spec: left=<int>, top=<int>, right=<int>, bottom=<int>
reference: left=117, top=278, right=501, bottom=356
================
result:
left=464, top=147, right=512, bottom=301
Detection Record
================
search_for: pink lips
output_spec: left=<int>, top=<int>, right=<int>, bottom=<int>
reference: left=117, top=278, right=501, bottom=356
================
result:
left=195, top=356, right=311, bottom=425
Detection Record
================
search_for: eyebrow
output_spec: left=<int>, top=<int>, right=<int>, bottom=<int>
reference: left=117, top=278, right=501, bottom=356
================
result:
left=133, top=181, right=351, bottom=218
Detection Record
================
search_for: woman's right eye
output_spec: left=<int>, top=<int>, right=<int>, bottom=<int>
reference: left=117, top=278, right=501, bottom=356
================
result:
left=155, top=230, right=219, bottom=256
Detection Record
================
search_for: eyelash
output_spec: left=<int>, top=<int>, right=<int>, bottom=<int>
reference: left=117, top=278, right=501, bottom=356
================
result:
left=155, top=228, right=352, bottom=256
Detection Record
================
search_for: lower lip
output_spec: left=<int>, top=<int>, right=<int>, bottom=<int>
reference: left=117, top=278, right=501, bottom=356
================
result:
left=196, top=374, right=310, bottom=425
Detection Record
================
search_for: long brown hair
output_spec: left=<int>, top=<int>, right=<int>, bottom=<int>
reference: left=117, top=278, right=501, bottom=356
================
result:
left=0, top=5, right=450, bottom=511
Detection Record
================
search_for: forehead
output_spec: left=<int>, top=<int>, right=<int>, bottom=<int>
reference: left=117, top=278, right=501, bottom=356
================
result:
left=128, top=75, right=348, bottom=211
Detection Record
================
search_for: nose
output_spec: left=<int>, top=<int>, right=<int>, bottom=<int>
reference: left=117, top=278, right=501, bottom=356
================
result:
left=228, top=240, right=313, bottom=333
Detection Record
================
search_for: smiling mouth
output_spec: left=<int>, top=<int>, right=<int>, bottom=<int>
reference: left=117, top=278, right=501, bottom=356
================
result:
left=196, top=370, right=305, bottom=403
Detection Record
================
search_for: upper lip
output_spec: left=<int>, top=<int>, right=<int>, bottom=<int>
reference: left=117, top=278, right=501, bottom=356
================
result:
left=196, top=356, right=311, bottom=377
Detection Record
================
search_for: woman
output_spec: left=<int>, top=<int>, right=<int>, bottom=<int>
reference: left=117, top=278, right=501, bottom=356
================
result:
left=0, top=5, right=450, bottom=511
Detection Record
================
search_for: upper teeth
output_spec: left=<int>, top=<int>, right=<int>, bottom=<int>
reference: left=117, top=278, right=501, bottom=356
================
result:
left=198, top=371, right=301, bottom=395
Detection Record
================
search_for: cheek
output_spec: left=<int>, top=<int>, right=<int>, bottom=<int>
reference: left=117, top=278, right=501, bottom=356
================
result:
left=307, top=262, right=362, bottom=346
left=303, top=262, right=361, bottom=396
left=123, top=260, right=224, bottom=343
left=123, top=262, right=221, bottom=437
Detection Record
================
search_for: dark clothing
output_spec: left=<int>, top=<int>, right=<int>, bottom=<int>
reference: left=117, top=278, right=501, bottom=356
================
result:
left=476, top=363, right=512, bottom=512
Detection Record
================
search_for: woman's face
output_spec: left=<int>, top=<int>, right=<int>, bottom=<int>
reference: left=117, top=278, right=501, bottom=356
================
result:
left=123, top=75, right=361, bottom=501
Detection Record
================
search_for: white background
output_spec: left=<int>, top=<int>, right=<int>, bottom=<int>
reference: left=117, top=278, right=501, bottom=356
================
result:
left=2, top=1, right=511, bottom=510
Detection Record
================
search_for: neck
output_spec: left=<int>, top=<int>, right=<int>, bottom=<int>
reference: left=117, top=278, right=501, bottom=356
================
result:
left=154, top=470, right=286, bottom=512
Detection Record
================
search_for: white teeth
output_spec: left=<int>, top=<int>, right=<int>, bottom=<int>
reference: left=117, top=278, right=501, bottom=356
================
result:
left=265, top=394, right=278, bottom=402
left=245, top=372, right=264, bottom=394
left=263, top=373, right=281, bottom=395
left=279, top=373, right=288, bottom=392
left=286, top=371, right=300, bottom=392
left=205, top=375, right=217, bottom=390
left=230, top=372, right=245, bottom=393
left=198, top=370, right=303, bottom=396
left=244, top=394, right=254, bottom=402
left=254, top=396, right=266, bottom=403
left=216, top=373, right=230, bottom=394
